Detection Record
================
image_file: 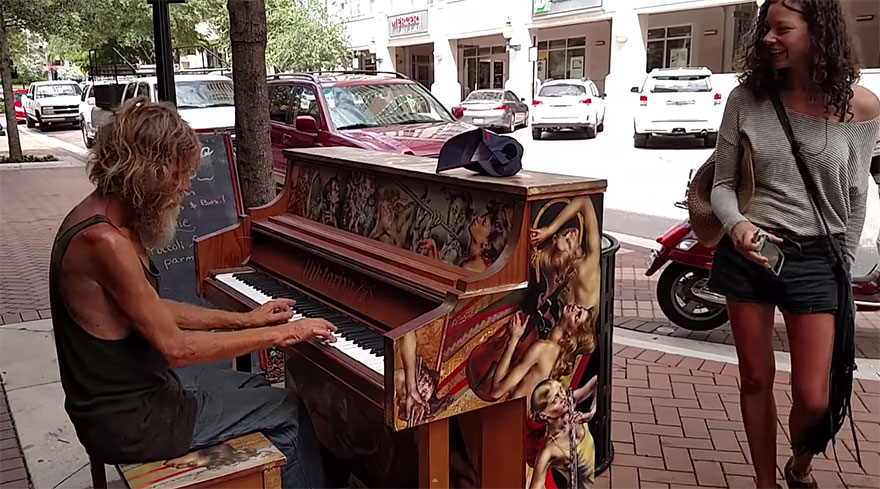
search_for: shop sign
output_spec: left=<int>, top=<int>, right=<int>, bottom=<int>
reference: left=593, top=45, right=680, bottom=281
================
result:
left=533, top=0, right=602, bottom=17
left=389, top=10, right=428, bottom=37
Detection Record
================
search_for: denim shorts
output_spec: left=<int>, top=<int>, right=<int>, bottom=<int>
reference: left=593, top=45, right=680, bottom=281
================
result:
left=707, top=233, right=839, bottom=314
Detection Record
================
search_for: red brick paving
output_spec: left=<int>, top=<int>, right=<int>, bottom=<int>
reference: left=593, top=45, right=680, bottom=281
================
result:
left=0, top=381, right=31, bottom=489
left=593, top=344, right=880, bottom=489
left=0, top=168, right=93, bottom=323
left=614, top=245, right=880, bottom=359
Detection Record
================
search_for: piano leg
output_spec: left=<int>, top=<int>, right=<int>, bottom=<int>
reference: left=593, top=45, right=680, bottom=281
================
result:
left=479, top=399, right=526, bottom=488
left=418, top=418, right=449, bottom=489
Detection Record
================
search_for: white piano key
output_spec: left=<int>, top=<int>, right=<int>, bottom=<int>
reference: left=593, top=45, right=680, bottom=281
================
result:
left=215, top=272, right=384, bottom=375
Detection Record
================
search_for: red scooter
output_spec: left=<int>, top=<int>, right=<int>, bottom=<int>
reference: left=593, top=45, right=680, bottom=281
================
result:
left=646, top=175, right=880, bottom=331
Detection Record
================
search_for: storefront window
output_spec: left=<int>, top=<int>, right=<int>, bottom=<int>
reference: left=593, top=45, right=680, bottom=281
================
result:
left=646, top=25, right=693, bottom=71
left=539, top=36, right=590, bottom=82
left=461, top=45, right=507, bottom=98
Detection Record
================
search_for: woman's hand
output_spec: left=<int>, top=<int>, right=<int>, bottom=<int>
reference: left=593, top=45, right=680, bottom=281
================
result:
left=509, top=310, right=527, bottom=339
left=529, top=227, right=554, bottom=247
left=730, top=221, right=782, bottom=266
left=417, top=238, right=440, bottom=260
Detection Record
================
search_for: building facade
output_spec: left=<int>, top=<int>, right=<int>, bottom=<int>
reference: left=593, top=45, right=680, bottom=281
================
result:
left=328, top=0, right=880, bottom=110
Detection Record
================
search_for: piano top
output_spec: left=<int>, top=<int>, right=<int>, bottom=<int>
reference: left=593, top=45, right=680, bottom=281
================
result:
left=282, top=147, right=607, bottom=198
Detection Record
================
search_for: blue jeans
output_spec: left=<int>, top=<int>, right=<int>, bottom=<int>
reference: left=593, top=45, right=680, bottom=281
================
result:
left=175, top=366, right=327, bottom=488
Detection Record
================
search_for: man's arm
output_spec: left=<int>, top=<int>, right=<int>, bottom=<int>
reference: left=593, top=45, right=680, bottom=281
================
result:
left=84, top=228, right=335, bottom=368
left=163, top=299, right=296, bottom=331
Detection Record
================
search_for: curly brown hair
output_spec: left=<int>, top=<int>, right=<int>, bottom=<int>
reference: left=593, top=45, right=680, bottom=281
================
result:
left=88, top=96, right=201, bottom=210
left=737, top=0, right=860, bottom=119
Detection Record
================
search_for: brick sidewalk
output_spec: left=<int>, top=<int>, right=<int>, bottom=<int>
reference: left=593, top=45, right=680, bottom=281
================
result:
left=0, top=381, right=31, bottom=488
left=0, top=168, right=93, bottom=323
left=595, top=344, right=880, bottom=489
left=613, top=246, right=880, bottom=359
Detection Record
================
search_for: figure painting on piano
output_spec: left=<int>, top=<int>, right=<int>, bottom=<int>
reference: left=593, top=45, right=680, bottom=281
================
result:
left=528, top=376, right=599, bottom=489
left=388, top=193, right=603, bottom=488
left=286, top=161, right=514, bottom=271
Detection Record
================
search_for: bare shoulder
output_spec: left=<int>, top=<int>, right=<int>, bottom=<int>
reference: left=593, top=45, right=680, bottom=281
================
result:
left=72, top=223, right=139, bottom=271
left=851, top=85, right=880, bottom=122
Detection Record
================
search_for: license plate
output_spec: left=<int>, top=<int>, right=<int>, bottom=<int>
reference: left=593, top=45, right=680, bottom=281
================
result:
left=672, top=128, right=686, bottom=134
left=473, top=118, right=484, bottom=124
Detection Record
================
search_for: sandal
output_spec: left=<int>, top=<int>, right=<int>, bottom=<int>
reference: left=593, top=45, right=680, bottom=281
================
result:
left=784, top=457, right=818, bottom=489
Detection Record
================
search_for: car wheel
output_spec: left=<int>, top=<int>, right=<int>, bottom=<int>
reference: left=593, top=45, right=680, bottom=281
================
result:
left=705, top=132, right=718, bottom=148
left=634, top=132, right=649, bottom=148
left=26, top=115, right=35, bottom=128
left=81, top=121, right=95, bottom=149
left=507, top=116, right=516, bottom=133
left=38, top=118, right=48, bottom=132
left=532, top=128, right=542, bottom=140
left=584, top=126, right=597, bottom=139
left=597, top=122, right=605, bottom=132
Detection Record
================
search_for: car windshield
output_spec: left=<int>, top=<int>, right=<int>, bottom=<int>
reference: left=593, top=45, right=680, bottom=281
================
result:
left=35, top=84, right=81, bottom=98
left=538, top=84, right=586, bottom=97
left=166, top=80, right=235, bottom=109
left=649, top=75, right=711, bottom=93
left=323, top=83, right=454, bottom=129
left=465, top=91, right=503, bottom=102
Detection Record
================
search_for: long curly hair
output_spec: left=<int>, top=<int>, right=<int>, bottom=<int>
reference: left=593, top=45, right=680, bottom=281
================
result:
left=89, top=96, right=201, bottom=210
left=737, top=0, right=860, bottom=119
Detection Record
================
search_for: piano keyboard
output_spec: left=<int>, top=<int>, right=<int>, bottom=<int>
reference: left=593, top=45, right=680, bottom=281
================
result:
left=215, top=272, right=385, bottom=375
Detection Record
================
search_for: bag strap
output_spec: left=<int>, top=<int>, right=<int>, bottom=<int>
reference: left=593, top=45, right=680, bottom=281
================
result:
left=768, top=91, right=845, bottom=265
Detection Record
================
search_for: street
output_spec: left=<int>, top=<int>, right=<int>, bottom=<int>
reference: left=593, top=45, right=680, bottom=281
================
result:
left=22, top=113, right=880, bottom=273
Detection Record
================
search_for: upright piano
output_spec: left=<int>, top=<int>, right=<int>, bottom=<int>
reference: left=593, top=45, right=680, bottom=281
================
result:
left=195, top=146, right=608, bottom=488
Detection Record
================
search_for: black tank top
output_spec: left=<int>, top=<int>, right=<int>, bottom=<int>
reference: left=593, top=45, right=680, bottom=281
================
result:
left=49, top=215, right=196, bottom=463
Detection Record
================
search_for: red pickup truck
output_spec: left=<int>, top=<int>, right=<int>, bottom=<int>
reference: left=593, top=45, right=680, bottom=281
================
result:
left=267, top=71, right=474, bottom=181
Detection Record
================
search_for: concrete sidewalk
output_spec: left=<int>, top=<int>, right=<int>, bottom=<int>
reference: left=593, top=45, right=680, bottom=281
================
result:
left=0, top=317, right=877, bottom=489
left=0, top=126, right=88, bottom=165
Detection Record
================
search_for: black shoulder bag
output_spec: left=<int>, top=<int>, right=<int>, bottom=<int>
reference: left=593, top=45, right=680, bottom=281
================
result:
left=769, top=91, right=861, bottom=467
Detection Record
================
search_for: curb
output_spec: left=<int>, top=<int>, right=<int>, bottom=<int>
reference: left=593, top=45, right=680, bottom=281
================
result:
left=0, top=160, right=85, bottom=171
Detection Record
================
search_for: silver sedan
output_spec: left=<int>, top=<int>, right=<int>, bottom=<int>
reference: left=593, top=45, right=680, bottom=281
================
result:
left=453, top=89, right=529, bottom=133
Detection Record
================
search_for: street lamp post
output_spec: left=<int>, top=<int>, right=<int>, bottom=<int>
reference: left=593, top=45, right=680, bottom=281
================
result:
left=148, top=0, right=185, bottom=105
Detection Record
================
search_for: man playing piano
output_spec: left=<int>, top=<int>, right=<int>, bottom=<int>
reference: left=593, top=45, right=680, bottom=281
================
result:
left=48, top=98, right=337, bottom=488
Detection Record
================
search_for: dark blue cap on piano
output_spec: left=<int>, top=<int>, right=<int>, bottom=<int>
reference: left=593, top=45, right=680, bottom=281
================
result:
left=436, top=128, right=523, bottom=177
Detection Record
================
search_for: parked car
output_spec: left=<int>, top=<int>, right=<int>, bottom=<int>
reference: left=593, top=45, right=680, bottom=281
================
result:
left=14, top=89, right=27, bottom=123
left=89, top=74, right=236, bottom=143
left=632, top=67, right=723, bottom=148
left=530, top=78, right=606, bottom=140
left=79, top=81, right=99, bottom=148
left=452, top=89, right=529, bottom=133
left=22, top=81, right=83, bottom=131
left=266, top=71, right=474, bottom=181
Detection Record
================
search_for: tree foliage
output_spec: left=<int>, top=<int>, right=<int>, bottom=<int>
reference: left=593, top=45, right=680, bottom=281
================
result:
left=213, top=0, right=350, bottom=73
left=57, top=0, right=225, bottom=66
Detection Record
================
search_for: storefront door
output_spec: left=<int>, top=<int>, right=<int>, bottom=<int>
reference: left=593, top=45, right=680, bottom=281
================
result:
left=412, top=54, right=433, bottom=88
left=462, top=45, right=507, bottom=98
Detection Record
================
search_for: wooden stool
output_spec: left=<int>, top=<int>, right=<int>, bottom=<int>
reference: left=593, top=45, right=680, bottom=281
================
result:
left=91, top=433, right=285, bottom=489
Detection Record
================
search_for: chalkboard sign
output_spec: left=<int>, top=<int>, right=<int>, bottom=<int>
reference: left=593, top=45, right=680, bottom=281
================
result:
left=147, top=132, right=242, bottom=306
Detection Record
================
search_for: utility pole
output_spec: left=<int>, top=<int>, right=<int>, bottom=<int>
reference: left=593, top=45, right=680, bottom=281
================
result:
left=148, top=0, right=185, bottom=104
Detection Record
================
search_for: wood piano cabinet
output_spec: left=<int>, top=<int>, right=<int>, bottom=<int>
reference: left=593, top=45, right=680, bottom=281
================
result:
left=195, top=146, right=607, bottom=489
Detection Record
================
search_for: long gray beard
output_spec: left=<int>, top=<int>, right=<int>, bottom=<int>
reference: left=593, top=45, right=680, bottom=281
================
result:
left=134, top=201, right=181, bottom=248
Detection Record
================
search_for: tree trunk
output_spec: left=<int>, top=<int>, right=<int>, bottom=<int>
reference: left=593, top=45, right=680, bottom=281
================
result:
left=227, top=0, right=273, bottom=208
left=0, top=15, right=24, bottom=161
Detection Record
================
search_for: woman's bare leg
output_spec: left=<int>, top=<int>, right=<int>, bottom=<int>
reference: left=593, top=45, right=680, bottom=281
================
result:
left=728, top=300, right=778, bottom=488
left=783, top=311, right=834, bottom=477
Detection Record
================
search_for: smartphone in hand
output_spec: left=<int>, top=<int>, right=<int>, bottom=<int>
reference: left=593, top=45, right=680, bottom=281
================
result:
left=756, top=234, right=785, bottom=276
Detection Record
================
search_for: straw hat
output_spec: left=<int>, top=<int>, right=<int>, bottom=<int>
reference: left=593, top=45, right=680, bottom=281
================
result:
left=688, top=134, right=755, bottom=247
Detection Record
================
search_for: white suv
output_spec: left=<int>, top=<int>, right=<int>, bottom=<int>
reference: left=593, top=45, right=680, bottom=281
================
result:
left=531, top=78, right=606, bottom=140
left=632, top=67, right=722, bottom=148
